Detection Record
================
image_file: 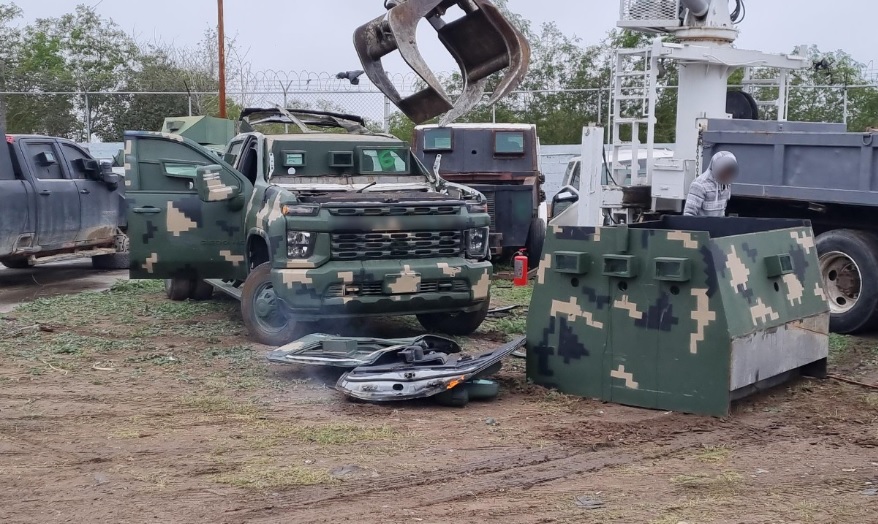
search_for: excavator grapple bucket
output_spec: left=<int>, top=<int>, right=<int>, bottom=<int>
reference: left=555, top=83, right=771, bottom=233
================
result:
left=354, top=0, right=530, bottom=124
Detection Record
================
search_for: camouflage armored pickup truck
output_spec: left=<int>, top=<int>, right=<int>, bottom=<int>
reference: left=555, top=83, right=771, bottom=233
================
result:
left=125, top=109, right=493, bottom=345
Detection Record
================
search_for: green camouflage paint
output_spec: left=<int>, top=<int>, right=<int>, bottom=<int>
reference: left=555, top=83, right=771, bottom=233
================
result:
left=526, top=216, right=829, bottom=417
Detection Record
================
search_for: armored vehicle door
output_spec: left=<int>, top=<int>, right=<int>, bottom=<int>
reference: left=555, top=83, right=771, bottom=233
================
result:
left=124, top=132, right=252, bottom=281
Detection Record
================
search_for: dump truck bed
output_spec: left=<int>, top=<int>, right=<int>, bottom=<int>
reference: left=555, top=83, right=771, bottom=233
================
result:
left=701, top=119, right=878, bottom=207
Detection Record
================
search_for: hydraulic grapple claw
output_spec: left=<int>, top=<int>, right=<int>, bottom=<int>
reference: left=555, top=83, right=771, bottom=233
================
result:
left=354, top=0, right=455, bottom=125
left=354, top=0, right=531, bottom=125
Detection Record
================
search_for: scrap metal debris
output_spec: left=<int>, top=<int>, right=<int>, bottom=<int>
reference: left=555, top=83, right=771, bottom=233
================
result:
left=574, top=495, right=605, bottom=509
left=487, top=305, right=522, bottom=318
left=336, top=336, right=524, bottom=404
left=268, top=334, right=460, bottom=368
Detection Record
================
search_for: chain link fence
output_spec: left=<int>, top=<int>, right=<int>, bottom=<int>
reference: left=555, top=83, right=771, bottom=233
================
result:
left=1, top=70, right=877, bottom=141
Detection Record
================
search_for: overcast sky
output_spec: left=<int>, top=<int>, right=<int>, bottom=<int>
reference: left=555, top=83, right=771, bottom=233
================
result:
left=17, top=1, right=878, bottom=79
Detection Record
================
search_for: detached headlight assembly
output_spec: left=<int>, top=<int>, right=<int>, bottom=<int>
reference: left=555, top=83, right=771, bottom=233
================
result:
left=287, top=231, right=315, bottom=259
left=465, top=227, right=490, bottom=259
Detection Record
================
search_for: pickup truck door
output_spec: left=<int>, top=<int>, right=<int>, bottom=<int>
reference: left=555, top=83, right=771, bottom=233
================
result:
left=59, top=142, right=121, bottom=244
left=125, top=132, right=252, bottom=281
left=0, top=140, right=34, bottom=256
left=19, top=139, right=82, bottom=249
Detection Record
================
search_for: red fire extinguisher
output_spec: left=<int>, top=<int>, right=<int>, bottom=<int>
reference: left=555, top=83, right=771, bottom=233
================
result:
left=513, top=250, right=528, bottom=287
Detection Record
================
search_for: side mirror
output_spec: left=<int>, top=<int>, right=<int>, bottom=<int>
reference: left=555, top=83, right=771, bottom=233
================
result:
left=552, top=185, right=579, bottom=205
left=195, top=165, right=242, bottom=202
left=97, top=161, right=119, bottom=188
left=550, top=185, right=579, bottom=219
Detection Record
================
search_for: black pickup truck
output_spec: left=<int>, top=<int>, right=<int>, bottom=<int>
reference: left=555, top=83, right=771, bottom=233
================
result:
left=0, top=123, right=128, bottom=269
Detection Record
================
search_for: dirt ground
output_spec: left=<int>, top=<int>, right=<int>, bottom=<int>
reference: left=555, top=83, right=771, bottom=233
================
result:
left=1, top=280, right=877, bottom=524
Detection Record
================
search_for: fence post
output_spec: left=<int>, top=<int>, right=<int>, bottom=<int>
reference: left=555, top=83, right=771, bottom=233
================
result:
left=843, top=86, right=849, bottom=127
left=383, top=96, right=392, bottom=133
left=597, top=89, right=603, bottom=125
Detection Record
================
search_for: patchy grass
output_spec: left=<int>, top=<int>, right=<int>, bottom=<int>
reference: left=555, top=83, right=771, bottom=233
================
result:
left=292, top=423, right=398, bottom=445
left=492, top=282, right=533, bottom=307
left=670, top=471, right=743, bottom=495
left=696, top=445, right=731, bottom=464
left=216, top=461, right=335, bottom=489
left=180, top=394, right=262, bottom=418
left=829, top=334, right=852, bottom=363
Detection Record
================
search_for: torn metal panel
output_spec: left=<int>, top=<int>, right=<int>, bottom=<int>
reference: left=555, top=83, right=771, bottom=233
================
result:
left=337, top=336, right=525, bottom=402
left=267, top=333, right=461, bottom=368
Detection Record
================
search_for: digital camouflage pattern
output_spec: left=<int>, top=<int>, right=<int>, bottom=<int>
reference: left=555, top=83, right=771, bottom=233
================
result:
left=526, top=216, right=829, bottom=416
left=124, top=127, right=492, bottom=323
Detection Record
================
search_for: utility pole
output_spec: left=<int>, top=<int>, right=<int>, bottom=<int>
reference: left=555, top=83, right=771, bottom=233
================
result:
left=217, top=0, right=227, bottom=118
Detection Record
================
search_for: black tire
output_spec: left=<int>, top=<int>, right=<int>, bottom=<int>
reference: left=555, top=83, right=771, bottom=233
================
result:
left=417, top=298, right=490, bottom=336
left=525, top=216, right=547, bottom=269
left=816, top=230, right=878, bottom=334
left=433, top=386, right=470, bottom=407
left=92, top=252, right=130, bottom=270
left=241, top=262, right=302, bottom=346
left=190, top=280, right=215, bottom=301
left=164, top=278, right=192, bottom=302
left=465, top=379, right=500, bottom=401
left=1, top=258, right=32, bottom=269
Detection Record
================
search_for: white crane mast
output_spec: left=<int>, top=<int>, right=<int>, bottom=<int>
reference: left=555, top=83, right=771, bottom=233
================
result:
left=573, top=0, right=808, bottom=227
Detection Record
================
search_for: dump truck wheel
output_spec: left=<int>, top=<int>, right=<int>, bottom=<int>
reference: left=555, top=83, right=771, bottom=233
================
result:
left=816, top=230, right=878, bottom=334
left=1, top=258, right=32, bottom=269
left=190, top=280, right=215, bottom=301
left=241, top=262, right=302, bottom=346
left=164, top=278, right=192, bottom=301
left=416, top=299, right=490, bottom=336
left=526, top=216, right=547, bottom=268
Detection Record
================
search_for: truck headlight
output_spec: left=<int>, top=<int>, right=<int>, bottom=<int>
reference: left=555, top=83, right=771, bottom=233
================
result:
left=465, top=227, right=490, bottom=259
left=466, top=201, right=488, bottom=214
left=287, top=231, right=315, bottom=259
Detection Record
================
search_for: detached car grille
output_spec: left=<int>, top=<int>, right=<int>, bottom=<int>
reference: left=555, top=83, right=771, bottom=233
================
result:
left=330, top=231, right=463, bottom=261
left=326, top=279, right=470, bottom=298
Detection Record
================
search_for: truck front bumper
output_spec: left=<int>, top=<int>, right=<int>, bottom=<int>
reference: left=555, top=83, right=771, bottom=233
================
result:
left=271, top=258, right=493, bottom=320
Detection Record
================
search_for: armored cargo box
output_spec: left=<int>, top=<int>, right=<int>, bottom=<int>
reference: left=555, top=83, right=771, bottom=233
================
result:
left=526, top=217, right=829, bottom=416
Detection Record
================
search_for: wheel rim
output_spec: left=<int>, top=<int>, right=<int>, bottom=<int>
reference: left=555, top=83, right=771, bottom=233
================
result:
left=819, top=251, right=862, bottom=314
left=252, top=281, right=287, bottom=333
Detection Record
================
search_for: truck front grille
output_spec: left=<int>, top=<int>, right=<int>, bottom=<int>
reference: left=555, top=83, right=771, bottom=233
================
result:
left=330, top=231, right=462, bottom=261
left=326, top=279, right=469, bottom=298
left=328, top=205, right=460, bottom=217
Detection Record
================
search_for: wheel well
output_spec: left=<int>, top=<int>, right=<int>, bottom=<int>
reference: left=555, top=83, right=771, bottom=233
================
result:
left=247, top=236, right=270, bottom=270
